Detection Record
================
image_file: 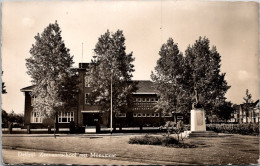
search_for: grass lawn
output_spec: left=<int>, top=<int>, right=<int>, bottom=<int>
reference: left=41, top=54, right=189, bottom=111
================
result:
left=2, top=133, right=259, bottom=165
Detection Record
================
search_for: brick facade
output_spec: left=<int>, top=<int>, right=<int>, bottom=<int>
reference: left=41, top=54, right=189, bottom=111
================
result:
left=21, top=63, right=177, bottom=128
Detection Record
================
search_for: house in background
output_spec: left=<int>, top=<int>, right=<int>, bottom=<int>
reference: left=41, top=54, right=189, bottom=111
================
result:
left=229, top=100, right=259, bottom=123
left=21, top=63, right=176, bottom=129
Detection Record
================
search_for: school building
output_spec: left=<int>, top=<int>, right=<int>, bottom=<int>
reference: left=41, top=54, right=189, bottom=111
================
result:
left=21, top=63, right=180, bottom=129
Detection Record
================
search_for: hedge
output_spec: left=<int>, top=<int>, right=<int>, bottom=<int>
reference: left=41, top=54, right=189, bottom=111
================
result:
left=129, top=134, right=179, bottom=145
left=206, top=123, right=259, bottom=135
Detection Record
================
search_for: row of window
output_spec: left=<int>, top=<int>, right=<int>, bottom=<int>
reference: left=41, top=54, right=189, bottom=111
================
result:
left=58, top=112, right=74, bottom=123
left=115, top=113, right=172, bottom=118
left=31, top=111, right=74, bottom=123
left=31, top=112, right=43, bottom=123
left=31, top=111, right=172, bottom=123
left=134, top=113, right=159, bottom=117
left=134, top=98, right=159, bottom=102
left=134, top=103, right=155, bottom=106
left=132, top=107, right=155, bottom=111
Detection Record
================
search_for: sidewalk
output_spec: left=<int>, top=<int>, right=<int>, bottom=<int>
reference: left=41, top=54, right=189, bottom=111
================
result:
left=2, top=126, right=164, bottom=134
left=2, top=132, right=149, bottom=137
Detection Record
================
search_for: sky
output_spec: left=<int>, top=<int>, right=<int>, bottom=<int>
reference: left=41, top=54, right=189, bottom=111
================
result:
left=1, top=1, right=259, bottom=114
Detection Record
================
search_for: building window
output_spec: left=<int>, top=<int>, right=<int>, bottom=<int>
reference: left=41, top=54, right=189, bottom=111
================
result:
left=133, top=113, right=137, bottom=117
left=116, top=113, right=126, bottom=117
left=151, top=113, right=155, bottom=117
left=146, top=98, right=150, bottom=102
left=146, top=113, right=150, bottom=117
left=155, top=113, right=160, bottom=117
left=85, top=76, right=90, bottom=87
left=31, top=97, right=35, bottom=106
left=58, top=112, right=74, bottom=123
left=137, top=113, right=142, bottom=117
left=155, top=98, right=159, bottom=101
left=151, top=98, right=154, bottom=102
left=85, top=93, right=90, bottom=105
left=31, top=111, right=43, bottom=123
left=142, top=98, right=146, bottom=102
left=142, top=113, right=146, bottom=117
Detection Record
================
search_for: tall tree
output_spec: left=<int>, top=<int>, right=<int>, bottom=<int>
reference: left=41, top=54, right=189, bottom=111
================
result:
left=184, top=37, right=230, bottom=115
left=243, top=89, right=254, bottom=123
left=25, top=21, right=78, bottom=129
left=7, top=110, right=24, bottom=124
left=152, top=37, right=230, bottom=119
left=2, top=110, right=8, bottom=127
left=215, top=101, right=234, bottom=122
left=151, top=38, right=188, bottom=116
left=243, top=89, right=253, bottom=104
left=88, top=30, right=136, bottom=125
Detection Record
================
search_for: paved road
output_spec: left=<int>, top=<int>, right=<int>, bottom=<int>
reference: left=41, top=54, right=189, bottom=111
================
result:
left=2, top=148, right=147, bottom=165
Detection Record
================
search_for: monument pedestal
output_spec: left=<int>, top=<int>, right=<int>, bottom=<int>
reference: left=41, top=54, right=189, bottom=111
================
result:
left=191, top=109, right=206, bottom=131
left=188, top=108, right=217, bottom=137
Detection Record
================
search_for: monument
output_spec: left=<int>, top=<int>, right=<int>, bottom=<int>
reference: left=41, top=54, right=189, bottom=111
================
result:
left=191, top=108, right=206, bottom=131
left=188, top=88, right=217, bottom=137
left=191, top=88, right=206, bottom=131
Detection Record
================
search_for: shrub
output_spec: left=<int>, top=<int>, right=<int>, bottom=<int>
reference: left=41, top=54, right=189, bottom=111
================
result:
left=206, top=123, right=259, bottom=135
left=129, top=134, right=179, bottom=146
left=161, top=136, right=179, bottom=145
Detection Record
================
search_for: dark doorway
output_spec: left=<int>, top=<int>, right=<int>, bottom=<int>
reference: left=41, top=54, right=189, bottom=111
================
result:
left=83, top=113, right=100, bottom=126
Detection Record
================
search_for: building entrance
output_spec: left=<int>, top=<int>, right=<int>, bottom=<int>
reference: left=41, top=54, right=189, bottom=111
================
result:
left=83, top=113, right=100, bottom=126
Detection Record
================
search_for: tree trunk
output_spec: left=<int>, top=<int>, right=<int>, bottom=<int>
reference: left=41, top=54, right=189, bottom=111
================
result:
left=55, top=113, right=59, bottom=132
left=54, top=112, right=59, bottom=138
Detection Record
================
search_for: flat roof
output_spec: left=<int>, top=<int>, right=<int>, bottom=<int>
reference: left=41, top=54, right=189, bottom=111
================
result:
left=20, top=85, right=34, bottom=92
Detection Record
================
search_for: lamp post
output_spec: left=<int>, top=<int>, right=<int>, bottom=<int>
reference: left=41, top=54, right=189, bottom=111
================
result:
left=110, top=69, right=113, bottom=134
